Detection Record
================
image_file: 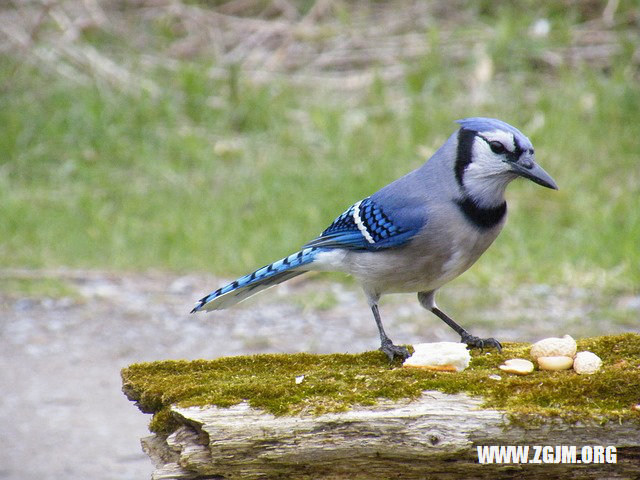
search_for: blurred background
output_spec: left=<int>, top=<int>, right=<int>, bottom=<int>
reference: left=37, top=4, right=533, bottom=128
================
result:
left=1, top=0, right=639, bottom=478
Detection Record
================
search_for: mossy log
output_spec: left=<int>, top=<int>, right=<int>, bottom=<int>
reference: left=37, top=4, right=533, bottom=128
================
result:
left=122, top=334, right=640, bottom=479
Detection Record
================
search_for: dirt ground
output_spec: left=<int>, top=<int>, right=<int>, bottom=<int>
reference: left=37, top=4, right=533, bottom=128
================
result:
left=0, top=270, right=637, bottom=480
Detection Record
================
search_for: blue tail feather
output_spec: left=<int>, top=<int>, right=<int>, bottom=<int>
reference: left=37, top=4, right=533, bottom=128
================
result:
left=191, top=247, right=319, bottom=312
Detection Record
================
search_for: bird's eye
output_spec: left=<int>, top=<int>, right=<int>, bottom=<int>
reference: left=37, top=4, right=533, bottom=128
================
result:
left=489, top=141, right=506, bottom=154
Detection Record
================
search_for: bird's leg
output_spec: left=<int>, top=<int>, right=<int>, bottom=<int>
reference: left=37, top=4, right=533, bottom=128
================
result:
left=431, top=306, right=502, bottom=351
left=417, top=291, right=502, bottom=351
left=370, top=303, right=410, bottom=361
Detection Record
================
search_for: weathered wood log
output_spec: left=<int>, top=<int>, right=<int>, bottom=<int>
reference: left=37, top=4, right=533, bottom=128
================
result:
left=123, top=334, right=640, bottom=479
left=140, top=391, right=640, bottom=480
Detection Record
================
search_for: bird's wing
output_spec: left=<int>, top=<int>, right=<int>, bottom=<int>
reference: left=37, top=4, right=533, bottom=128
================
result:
left=303, top=196, right=427, bottom=251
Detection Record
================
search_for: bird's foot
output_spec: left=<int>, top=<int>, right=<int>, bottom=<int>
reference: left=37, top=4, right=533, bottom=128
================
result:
left=379, top=340, right=411, bottom=362
left=460, top=332, right=502, bottom=352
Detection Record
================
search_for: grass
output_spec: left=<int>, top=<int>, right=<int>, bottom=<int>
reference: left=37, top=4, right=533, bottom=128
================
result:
left=1, top=2, right=639, bottom=295
left=121, top=333, right=640, bottom=434
left=0, top=276, right=78, bottom=299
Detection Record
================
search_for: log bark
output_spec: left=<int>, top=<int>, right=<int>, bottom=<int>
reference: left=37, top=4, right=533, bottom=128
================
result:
left=139, top=391, right=640, bottom=480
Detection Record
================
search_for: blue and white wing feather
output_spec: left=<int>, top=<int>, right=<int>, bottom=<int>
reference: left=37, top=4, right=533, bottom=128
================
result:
left=192, top=196, right=427, bottom=312
left=191, top=248, right=318, bottom=312
left=304, top=196, right=425, bottom=251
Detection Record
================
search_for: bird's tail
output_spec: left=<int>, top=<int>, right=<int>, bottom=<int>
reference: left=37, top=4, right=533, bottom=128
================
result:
left=191, top=247, right=319, bottom=312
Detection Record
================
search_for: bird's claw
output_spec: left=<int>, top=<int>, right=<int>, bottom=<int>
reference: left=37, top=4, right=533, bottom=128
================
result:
left=460, top=332, right=502, bottom=352
left=380, top=340, right=411, bottom=362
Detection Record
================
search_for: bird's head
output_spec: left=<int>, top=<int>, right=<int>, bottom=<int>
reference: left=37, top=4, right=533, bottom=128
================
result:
left=453, top=117, right=557, bottom=206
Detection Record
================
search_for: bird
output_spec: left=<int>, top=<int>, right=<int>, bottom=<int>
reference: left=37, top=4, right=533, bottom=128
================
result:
left=191, top=118, right=557, bottom=361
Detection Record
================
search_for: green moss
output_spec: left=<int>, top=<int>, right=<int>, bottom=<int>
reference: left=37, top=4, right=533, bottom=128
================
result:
left=121, top=334, right=640, bottom=434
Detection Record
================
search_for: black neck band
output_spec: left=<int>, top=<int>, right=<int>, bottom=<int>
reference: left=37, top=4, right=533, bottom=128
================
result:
left=456, top=196, right=507, bottom=229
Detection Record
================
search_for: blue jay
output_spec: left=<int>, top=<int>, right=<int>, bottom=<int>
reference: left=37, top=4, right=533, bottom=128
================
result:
left=192, top=118, right=557, bottom=360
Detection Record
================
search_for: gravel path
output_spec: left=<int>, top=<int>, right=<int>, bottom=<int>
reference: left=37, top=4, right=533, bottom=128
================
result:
left=0, top=270, right=637, bottom=479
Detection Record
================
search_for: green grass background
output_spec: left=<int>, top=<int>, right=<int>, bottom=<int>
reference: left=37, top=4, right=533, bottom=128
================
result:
left=1, top=1, right=639, bottom=293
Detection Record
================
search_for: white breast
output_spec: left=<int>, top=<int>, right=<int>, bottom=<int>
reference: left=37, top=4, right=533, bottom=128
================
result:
left=442, top=247, right=468, bottom=277
left=341, top=207, right=504, bottom=296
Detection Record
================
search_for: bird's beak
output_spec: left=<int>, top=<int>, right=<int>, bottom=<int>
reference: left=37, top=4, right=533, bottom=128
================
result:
left=510, top=154, right=558, bottom=190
